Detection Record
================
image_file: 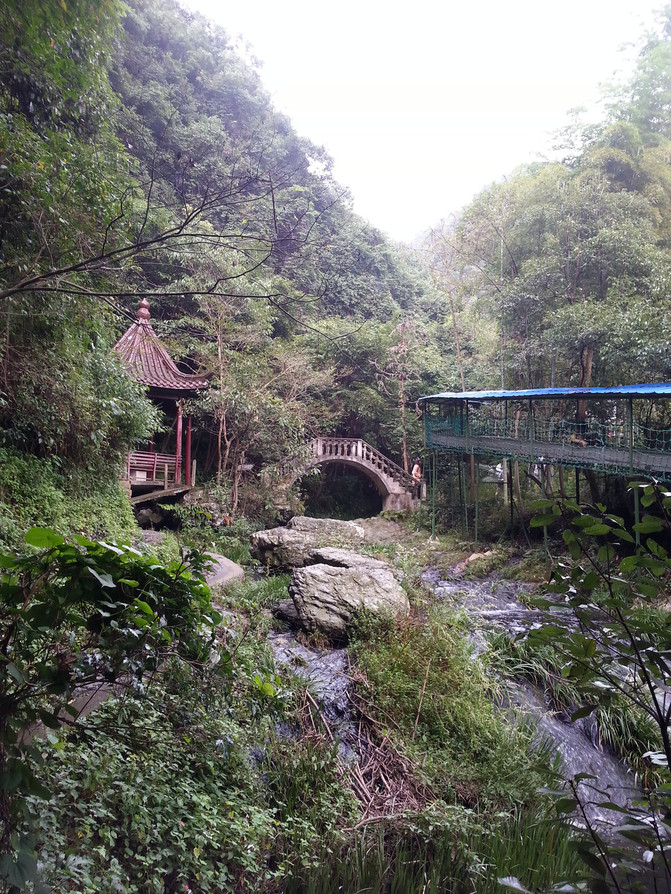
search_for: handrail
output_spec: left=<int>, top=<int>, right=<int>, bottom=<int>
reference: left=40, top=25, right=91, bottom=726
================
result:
left=428, top=415, right=671, bottom=454
left=125, top=451, right=177, bottom=483
left=267, top=437, right=415, bottom=492
left=310, top=437, right=414, bottom=487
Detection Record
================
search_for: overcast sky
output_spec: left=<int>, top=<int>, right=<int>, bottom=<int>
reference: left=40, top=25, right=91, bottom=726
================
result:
left=185, top=0, right=660, bottom=243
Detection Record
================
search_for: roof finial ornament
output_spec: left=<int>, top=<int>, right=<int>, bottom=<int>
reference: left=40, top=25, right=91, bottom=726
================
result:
left=137, top=298, right=151, bottom=322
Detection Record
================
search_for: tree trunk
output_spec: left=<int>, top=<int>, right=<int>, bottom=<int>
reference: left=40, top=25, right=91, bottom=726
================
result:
left=558, top=466, right=567, bottom=499
left=400, top=376, right=409, bottom=473
left=577, top=344, right=594, bottom=422
left=217, top=410, right=224, bottom=485
left=584, top=469, right=602, bottom=504
left=231, top=449, right=243, bottom=515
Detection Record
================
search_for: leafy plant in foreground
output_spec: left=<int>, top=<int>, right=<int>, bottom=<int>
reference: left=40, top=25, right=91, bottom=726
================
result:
left=0, top=527, right=222, bottom=892
left=516, top=488, right=671, bottom=892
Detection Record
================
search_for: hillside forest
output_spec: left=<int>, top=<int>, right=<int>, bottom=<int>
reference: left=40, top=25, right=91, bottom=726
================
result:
left=4, top=1, right=671, bottom=892
left=4, top=0, right=671, bottom=527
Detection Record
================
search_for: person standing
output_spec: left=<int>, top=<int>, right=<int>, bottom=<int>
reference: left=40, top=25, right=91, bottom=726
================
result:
left=411, top=458, right=422, bottom=499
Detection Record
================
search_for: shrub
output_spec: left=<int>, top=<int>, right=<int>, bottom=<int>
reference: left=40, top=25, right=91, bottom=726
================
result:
left=0, top=448, right=138, bottom=547
left=0, top=529, right=222, bottom=890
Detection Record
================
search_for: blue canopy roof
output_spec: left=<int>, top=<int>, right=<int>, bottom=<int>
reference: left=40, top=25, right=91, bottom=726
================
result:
left=419, top=383, right=671, bottom=403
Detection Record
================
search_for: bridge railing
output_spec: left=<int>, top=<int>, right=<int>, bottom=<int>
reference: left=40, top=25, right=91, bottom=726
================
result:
left=310, top=437, right=414, bottom=489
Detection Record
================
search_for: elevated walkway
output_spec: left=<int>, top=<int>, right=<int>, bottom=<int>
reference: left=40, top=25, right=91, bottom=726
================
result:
left=425, top=416, right=671, bottom=478
left=419, top=384, right=671, bottom=480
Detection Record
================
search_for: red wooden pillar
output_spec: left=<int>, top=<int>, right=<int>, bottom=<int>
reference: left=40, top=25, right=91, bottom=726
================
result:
left=185, top=414, right=192, bottom=486
left=175, top=400, right=183, bottom=485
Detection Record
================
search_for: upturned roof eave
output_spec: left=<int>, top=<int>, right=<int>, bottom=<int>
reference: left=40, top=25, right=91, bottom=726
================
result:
left=114, top=312, right=209, bottom=394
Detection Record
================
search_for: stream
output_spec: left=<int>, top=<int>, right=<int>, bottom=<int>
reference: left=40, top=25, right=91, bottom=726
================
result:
left=422, top=565, right=639, bottom=828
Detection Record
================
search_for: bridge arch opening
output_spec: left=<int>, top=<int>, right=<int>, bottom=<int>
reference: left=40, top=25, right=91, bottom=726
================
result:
left=298, top=463, right=383, bottom=519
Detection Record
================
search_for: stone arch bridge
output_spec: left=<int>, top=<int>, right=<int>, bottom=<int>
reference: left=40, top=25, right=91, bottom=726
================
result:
left=271, top=437, right=419, bottom=511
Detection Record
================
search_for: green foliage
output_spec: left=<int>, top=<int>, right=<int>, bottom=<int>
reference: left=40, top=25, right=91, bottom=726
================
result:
left=160, top=499, right=259, bottom=566
left=261, top=735, right=358, bottom=871
left=0, top=528, right=222, bottom=889
left=228, top=573, right=291, bottom=609
left=487, top=631, right=662, bottom=782
left=0, top=305, right=160, bottom=470
left=351, top=608, right=547, bottom=808
left=27, top=684, right=276, bottom=893
left=524, top=487, right=671, bottom=889
left=0, top=448, right=138, bottom=548
left=284, top=806, right=580, bottom=894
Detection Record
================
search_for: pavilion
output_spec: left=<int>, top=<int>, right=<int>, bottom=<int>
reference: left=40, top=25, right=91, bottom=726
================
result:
left=115, top=299, right=208, bottom=496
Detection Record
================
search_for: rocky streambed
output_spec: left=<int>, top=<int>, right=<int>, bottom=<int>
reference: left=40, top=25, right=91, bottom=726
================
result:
left=422, top=562, right=638, bottom=828
left=252, top=517, right=639, bottom=832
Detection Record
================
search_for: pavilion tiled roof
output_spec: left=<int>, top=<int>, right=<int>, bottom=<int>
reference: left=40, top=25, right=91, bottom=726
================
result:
left=114, top=299, right=209, bottom=393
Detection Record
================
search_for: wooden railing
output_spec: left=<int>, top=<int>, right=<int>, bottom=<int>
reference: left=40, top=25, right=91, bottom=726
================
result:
left=125, top=451, right=177, bottom=487
left=310, top=437, right=414, bottom=488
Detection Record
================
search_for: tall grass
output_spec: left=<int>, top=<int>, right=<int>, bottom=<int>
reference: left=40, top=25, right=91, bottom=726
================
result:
left=283, top=807, right=581, bottom=894
left=487, top=629, right=663, bottom=782
left=350, top=607, right=548, bottom=809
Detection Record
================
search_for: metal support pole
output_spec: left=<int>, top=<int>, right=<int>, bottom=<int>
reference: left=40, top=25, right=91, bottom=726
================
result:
left=465, top=400, right=470, bottom=453
left=502, top=401, right=509, bottom=504
left=508, top=460, right=514, bottom=533
left=628, top=397, right=640, bottom=551
left=628, top=398, right=634, bottom=476
left=463, top=456, right=469, bottom=539
left=457, top=453, right=465, bottom=538
left=431, top=450, right=437, bottom=539
left=502, top=457, right=508, bottom=504
left=474, top=455, right=479, bottom=546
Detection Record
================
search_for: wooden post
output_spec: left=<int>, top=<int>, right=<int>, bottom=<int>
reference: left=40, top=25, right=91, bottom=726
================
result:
left=175, top=400, right=183, bottom=485
left=163, top=463, right=169, bottom=491
left=185, top=414, right=192, bottom=486
left=191, top=459, right=197, bottom=487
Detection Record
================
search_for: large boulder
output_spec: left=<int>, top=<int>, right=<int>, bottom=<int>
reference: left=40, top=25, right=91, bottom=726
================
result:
left=250, top=516, right=365, bottom=570
left=288, top=548, right=409, bottom=639
left=286, top=516, right=365, bottom=541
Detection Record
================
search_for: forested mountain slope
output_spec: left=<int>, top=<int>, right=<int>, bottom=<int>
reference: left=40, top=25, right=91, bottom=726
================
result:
left=4, top=0, right=671, bottom=535
left=425, top=9, right=671, bottom=406
left=0, top=0, right=454, bottom=537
